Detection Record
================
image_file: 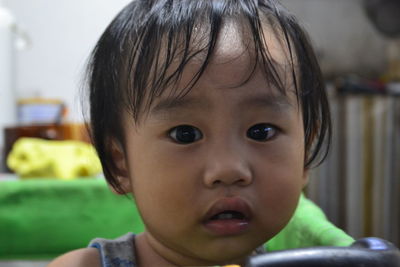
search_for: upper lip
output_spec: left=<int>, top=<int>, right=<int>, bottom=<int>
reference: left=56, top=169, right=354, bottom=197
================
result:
left=203, top=197, right=251, bottom=222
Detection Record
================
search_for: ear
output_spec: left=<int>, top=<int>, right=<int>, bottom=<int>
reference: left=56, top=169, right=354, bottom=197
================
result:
left=109, top=141, right=132, bottom=195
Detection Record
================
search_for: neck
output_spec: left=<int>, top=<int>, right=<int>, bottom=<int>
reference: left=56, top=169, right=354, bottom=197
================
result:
left=134, top=232, right=248, bottom=267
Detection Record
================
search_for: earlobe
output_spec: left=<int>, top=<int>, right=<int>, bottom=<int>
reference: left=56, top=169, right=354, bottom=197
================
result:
left=109, top=180, right=131, bottom=195
left=110, top=141, right=132, bottom=194
left=302, top=168, right=310, bottom=188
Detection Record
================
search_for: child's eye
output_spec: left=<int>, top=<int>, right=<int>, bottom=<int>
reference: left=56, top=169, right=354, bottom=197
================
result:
left=168, top=125, right=203, bottom=144
left=247, top=123, right=278, bottom=142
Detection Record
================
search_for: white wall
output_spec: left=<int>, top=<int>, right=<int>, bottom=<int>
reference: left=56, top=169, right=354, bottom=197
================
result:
left=2, top=0, right=390, bottom=122
left=282, top=0, right=388, bottom=77
left=3, top=0, right=131, bottom=122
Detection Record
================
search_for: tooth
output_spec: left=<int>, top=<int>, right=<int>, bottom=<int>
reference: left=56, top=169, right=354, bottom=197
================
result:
left=218, top=213, right=233, bottom=220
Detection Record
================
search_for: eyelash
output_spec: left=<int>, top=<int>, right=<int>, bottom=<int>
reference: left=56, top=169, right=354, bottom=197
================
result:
left=168, top=123, right=279, bottom=144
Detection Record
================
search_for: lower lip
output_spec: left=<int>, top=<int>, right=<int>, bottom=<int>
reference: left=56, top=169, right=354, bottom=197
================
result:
left=204, top=219, right=250, bottom=236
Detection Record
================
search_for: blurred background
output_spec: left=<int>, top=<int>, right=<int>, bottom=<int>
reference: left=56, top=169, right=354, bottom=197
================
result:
left=0, top=0, right=399, bottom=266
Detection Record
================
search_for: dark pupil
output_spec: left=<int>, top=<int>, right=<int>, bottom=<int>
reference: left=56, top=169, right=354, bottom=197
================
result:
left=248, top=124, right=270, bottom=140
left=176, top=126, right=196, bottom=143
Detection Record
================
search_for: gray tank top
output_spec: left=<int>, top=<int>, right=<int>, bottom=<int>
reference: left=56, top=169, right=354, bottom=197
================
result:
left=89, top=233, right=137, bottom=267
left=89, top=232, right=266, bottom=267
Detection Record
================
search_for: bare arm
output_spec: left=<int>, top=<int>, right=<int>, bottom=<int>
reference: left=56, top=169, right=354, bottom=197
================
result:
left=47, top=248, right=101, bottom=267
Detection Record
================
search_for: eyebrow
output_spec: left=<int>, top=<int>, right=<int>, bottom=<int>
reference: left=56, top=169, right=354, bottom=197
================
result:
left=151, top=97, right=209, bottom=115
left=240, top=94, right=294, bottom=111
left=150, top=93, right=293, bottom=117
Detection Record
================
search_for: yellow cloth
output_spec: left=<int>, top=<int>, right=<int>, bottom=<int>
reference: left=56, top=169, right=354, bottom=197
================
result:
left=7, top=137, right=102, bottom=179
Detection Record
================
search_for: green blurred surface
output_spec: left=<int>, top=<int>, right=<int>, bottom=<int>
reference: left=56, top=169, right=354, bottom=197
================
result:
left=0, top=178, right=144, bottom=259
left=265, top=194, right=354, bottom=251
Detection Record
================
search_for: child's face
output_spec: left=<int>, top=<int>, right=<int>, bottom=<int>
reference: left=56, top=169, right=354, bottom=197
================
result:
left=119, top=24, right=308, bottom=265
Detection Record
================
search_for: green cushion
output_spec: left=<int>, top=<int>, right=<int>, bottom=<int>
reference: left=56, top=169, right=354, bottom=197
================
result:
left=0, top=178, right=143, bottom=259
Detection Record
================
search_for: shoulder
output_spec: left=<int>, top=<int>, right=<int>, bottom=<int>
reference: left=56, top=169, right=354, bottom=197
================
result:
left=47, top=247, right=101, bottom=267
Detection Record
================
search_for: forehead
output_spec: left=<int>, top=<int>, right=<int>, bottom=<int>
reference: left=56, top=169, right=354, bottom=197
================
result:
left=147, top=22, right=299, bottom=117
left=198, top=21, right=293, bottom=89
left=150, top=20, right=294, bottom=90
left=211, top=20, right=292, bottom=66
left=128, top=19, right=299, bottom=120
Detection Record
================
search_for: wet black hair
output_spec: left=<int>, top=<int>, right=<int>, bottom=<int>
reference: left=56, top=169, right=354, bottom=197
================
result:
left=85, top=0, right=331, bottom=193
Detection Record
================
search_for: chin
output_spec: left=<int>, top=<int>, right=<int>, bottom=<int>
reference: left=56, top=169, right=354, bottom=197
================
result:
left=198, top=241, right=260, bottom=265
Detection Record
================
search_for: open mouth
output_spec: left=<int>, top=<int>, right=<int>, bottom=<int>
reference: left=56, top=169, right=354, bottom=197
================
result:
left=204, top=197, right=251, bottom=222
left=210, top=210, right=247, bottom=221
left=203, top=198, right=251, bottom=235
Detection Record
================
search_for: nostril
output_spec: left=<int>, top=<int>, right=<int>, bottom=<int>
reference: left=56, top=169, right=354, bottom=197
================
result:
left=213, top=180, right=222, bottom=186
left=209, top=176, right=251, bottom=187
left=238, top=177, right=250, bottom=185
left=203, top=162, right=253, bottom=187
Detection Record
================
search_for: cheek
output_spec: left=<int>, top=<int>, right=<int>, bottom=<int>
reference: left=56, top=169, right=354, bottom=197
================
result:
left=129, top=144, right=198, bottom=190
left=126, top=142, right=200, bottom=227
left=254, top=169, right=303, bottom=239
left=253, top=138, right=306, bottom=231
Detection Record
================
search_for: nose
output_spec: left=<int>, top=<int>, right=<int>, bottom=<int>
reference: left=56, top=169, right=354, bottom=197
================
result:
left=203, top=145, right=253, bottom=188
